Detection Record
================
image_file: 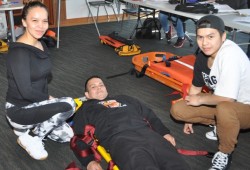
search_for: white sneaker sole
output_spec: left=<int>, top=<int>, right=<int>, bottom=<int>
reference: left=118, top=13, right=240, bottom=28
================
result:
left=13, top=129, right=30, bottom=136
left=17, top=138, right=48, bottom=160
left=205, top=132, right=218, bottom=141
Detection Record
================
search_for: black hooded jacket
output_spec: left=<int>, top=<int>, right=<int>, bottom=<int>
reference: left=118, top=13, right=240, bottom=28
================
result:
left=6, top=41, right=52, bottom=107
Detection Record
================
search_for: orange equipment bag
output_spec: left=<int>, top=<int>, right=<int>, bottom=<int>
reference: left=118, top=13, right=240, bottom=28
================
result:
left=132, top=51, right=196, bottom=93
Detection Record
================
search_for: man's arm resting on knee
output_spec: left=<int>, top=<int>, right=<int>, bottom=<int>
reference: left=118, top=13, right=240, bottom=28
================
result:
left=185, top=93, right=234, bottom=106
left=186, top=85, right=234, bottom=106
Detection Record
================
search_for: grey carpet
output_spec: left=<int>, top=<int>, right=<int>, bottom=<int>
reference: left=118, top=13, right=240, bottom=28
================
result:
left=0, top=20, right=249, bottom=170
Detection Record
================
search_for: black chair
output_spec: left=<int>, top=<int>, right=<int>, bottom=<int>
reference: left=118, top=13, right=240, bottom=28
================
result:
left=120, top=4, right=160, bottom=39
left=120, top=4, right=140, bottom=33
left=86, top=0, right=119, bottom=23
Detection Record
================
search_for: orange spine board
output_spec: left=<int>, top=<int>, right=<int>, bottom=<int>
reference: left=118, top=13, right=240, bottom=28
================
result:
left=132, top=52, right=196, bottom=92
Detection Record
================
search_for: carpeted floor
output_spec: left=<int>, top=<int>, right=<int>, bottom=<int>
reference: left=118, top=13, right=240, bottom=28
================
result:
left=0, top=20, right=249, bottom=170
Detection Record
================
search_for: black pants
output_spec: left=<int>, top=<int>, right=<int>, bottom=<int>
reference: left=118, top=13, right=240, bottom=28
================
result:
left=6, top=97, right=74, bottom=125
left=109, top=128, right=190, bottom=170
left=6, top=97, right=75, bottom=141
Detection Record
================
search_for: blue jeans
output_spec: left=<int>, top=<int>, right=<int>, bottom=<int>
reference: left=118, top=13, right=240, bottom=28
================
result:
left=159, top=12, right=184, bottom=38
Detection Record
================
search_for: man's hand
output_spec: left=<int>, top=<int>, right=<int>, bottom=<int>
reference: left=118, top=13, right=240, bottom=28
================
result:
left=183, top=123, right=194, bottom=134
left=163, top=134, right=176, bottom=146
left=87, top=161, right=103, bottom=170
left=185, top=95, right=201, bottom=106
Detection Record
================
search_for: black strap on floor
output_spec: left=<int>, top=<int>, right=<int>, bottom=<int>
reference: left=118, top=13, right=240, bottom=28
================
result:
left=106, top=64, right=149, bottom=79
left=132, top=64, right=149, bottom=78
left=106, top=68, right=134, bottom=79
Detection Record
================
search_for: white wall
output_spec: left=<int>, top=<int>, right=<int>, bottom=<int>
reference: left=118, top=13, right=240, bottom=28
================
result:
left=66, top=0, right=123, bottom=19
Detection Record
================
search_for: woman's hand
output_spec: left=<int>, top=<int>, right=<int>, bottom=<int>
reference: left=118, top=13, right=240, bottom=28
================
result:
left=87, top=161, right=103, bottom=170
left=163, top=134, right=176, bottom=146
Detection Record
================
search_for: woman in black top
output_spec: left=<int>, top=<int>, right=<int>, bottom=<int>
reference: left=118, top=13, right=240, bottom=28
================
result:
left=5, top=1, right=75, bottom=160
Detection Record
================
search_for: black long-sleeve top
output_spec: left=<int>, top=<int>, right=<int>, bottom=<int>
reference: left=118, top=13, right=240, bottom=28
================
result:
left=72, top=95, right=171, bottom=167
left=6, top=41, right=52, bottom=107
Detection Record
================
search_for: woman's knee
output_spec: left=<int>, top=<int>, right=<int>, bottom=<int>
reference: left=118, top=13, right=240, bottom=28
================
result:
left=64, top=97, right=75, bottom=107
left=59, top=97, right=76, bottom=112
left=54, top=97, right=76, bottom=120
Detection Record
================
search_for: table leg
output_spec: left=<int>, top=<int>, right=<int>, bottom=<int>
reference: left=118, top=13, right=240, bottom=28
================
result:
left=232, top=30, right=237, bottom=42
left=115, top=0, right=121, bottom=17
left=56, top=0, right=61, bottom=48
left=8, top=10, right=16, bottom=42
left=129, top=7, right=140, bottom=39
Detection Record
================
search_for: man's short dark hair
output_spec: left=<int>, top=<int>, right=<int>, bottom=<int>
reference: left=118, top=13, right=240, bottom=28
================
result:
left=84, top=75, right=102, bottom=92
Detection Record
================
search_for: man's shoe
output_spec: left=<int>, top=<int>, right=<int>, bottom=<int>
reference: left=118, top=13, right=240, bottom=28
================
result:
left=209, top=151, right=232, bottom=170
left=173, top=37, right=185, bottom=48
left=206, top=126, right=218, bottom=140
left=17, top=133, right=48, bottom=160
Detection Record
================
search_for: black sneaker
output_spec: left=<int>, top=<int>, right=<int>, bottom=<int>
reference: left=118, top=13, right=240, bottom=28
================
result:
left=209, top=151, right=232, bottom=170
left=173, top=37, right=185, bottom=48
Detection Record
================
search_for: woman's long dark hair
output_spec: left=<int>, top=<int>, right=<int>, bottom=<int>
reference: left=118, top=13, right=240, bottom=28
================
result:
left=22, top=1, right=48, bottom=20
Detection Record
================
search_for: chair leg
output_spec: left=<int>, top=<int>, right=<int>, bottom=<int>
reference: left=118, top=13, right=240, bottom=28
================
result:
left=184, top=32, right=194, bottom=47
left=152, top=10, right=161, bottom=40
left=116, top=0, right=121, bottom=20
left=111, top=6, right=119, bottom=22
left=183, top=22, right=195, bottom=47
left=103, top=6, right=110, bottom=22
left=129, top=16, right=140, bottom=39
left=88, top=7, right=98, bottom=23
left=129, top=8, right=142, bottom=39
left=120, top=12, right=125, bottom=32
left=87, top=12, right=90, bottom=23
left=97, top=6, right=100, bottom=23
